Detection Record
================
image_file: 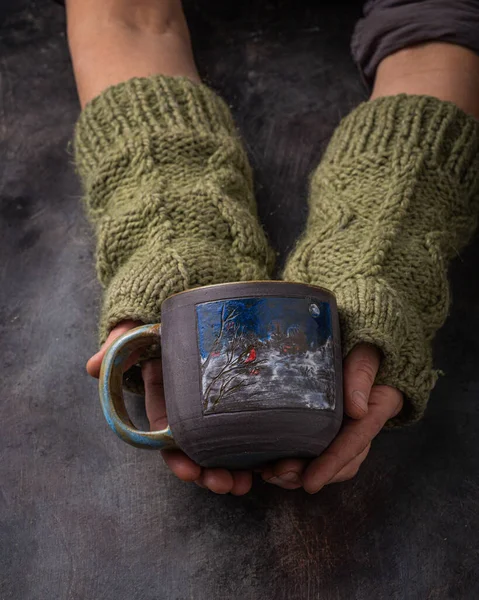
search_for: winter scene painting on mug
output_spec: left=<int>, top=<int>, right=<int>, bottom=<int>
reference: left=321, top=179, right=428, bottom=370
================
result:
left=196, top=296, right=336, bottom=415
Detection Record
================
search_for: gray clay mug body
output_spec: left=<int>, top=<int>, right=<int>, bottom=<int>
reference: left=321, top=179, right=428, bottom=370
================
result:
left=99, top=281, right=343, bottom=469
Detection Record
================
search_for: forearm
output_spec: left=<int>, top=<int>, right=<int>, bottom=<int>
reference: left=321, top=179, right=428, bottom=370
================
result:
left=66, top=0, right=200, bottom=107
left=371, top=42, right=479, bottom=119
left=352, top=0, right=479, bottom=97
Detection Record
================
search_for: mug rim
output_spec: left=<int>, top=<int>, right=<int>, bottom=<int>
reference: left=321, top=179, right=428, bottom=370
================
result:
left=163, top=280, right=336, bottom=303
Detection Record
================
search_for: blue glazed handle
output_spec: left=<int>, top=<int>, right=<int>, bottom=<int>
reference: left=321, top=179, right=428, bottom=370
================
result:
left=99, top=323, right=177, bottom=450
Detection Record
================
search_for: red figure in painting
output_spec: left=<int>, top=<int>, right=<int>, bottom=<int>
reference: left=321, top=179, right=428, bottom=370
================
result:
left=243, top=347, right=260, bottom=375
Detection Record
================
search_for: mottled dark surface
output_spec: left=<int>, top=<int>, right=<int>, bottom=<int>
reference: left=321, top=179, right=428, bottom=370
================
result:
left=1, top=1, right=479, bottom=599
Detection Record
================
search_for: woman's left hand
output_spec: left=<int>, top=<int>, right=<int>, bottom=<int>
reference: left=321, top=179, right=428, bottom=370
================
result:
left=260, top=344, right=403, bottom=493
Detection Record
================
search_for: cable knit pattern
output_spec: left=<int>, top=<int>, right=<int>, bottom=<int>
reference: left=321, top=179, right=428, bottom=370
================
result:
left=74, top=76, right=274, bottom=342
left=284, top=95, right=479, bottom=422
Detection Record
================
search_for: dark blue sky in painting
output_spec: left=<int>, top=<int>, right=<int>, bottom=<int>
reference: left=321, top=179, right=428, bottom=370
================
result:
left=196, top=297, right=332, bottom=360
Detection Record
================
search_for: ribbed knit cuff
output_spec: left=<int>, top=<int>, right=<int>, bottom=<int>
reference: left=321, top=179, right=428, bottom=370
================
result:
left=284, top=94, right=479, bottom=422
left=75, top=76, right=240, bottom=180
left=322, top=94, right=479, bottom=188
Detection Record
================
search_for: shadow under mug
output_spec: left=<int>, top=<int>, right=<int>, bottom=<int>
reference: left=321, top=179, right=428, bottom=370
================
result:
left=99, top=281, right=343, bottom=469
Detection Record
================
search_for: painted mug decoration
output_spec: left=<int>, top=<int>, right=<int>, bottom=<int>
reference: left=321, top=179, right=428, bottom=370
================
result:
left=100, top=282, right=343, bottom=469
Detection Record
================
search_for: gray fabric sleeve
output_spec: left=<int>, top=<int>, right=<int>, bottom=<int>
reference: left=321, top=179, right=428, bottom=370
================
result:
left=352, top=0, right=479, bottom=86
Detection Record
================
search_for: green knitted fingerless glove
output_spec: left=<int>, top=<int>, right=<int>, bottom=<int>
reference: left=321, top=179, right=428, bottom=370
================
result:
left=74, top=76, right=274, bottom=342
left=284, top=95, right=479, bottom=422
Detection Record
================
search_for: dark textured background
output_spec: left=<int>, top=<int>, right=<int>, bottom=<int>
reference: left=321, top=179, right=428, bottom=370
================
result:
left=1, top=1, right=479, bottom=599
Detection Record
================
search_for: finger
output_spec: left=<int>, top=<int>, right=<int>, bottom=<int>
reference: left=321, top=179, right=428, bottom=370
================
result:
left=200, top=469, right=235, bottom=495
left=86, top=320, right=143, bottom=378
left=161, top=449, right=202, bottom=482
left=303, top=385, right=403, bottom=494
left=326, top=443, right=370, bottom=484
left=143, top=360, right=167, bottom=430
left=145, top=361, right=203, bottom=483
left=343, top=344, right=381, bottom=419
left=385, top=385, right=404, bottom=418
left=230, top=471, right=253, bottom=496
left=262, top=458, right=306, bottom=489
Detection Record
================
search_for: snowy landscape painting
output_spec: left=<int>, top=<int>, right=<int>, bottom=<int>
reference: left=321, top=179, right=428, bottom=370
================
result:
left=196, top=296, right=336, bottom=415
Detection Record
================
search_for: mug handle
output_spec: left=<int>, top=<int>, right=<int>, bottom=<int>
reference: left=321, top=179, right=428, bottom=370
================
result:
left=99, top=323, right=177, bottom=450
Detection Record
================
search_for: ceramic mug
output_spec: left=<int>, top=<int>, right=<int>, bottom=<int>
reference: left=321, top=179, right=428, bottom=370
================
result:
left=99, top=281, right=343, bottom=469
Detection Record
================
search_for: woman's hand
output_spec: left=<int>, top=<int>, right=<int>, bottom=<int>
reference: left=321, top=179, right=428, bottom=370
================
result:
left=260, top=344, right=403, bottom=493
left=87, top=324, right=403, bottom=495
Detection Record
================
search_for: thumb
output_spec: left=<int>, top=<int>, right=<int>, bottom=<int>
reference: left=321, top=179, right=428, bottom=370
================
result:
left=86, top=320, right=143, bottom=378
left=343, top=343, right=381, bottom=419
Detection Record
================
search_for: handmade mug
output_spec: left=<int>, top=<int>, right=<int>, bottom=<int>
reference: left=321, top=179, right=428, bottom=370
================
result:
left=99, top=281, right=343, bottom=469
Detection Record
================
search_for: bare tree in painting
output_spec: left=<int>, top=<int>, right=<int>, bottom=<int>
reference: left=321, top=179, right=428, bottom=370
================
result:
left=202, top=304, right=265, bottom=411
left=201, top=304, right=238, bottom=372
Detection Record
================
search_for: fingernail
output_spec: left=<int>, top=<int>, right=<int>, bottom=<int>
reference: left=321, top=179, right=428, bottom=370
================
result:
left=352, top=390, right=368, bottom=412
left=279, top=472, right=301, bottom=484
left=266, top=477, right=282, bottom=486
